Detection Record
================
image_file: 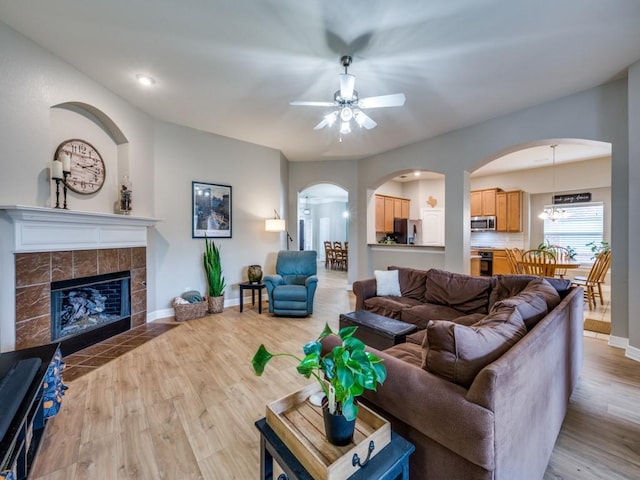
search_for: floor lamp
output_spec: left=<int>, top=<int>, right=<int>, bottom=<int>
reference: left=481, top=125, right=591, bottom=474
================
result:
left=265, top=210, right=292, bottom=250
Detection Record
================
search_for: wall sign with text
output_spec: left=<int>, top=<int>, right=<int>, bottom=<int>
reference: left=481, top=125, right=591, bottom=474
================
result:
left=553, top=192, right=592, bottom=205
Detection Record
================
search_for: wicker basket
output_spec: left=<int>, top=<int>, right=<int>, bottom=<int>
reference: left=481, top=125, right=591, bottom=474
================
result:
left=173, top=299, right=208, bottom=322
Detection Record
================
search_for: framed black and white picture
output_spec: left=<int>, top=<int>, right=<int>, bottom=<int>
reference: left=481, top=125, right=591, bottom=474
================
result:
left=192, top=181, right=232, bottom=238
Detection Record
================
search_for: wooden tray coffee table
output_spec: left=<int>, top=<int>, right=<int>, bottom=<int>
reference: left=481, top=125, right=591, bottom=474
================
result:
left=256, top=384, right=414, bottom=480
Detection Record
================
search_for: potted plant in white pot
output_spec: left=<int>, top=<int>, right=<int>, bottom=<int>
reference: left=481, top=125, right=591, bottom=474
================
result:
left=251, top=323, right=387, bottom=446
left=204, top=236, right=226, bottom=313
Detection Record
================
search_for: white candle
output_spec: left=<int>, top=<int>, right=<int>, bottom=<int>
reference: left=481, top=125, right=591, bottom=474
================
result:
left=59, top=151, right=71, bottom=172
left=51, top=160, right=63, bottom=179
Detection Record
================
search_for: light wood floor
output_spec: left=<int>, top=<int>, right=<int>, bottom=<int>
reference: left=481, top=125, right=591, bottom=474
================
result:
left=31, top=269, right=639, bottom=479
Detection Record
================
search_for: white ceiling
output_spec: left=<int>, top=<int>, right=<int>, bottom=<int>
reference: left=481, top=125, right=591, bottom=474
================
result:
left=1, top=1, right=639, bottom=163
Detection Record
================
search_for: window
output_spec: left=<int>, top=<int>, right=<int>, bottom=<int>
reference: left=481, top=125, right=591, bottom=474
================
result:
left=542, top=202, right=604, bottom=264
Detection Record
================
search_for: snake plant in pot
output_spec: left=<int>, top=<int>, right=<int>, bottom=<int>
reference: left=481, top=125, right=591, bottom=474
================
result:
left=252, top=323, right=387, bottom=446
left=203, top=236, right=226, bottom=313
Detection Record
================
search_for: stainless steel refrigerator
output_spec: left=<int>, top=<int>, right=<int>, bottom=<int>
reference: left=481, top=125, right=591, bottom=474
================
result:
left=393, top=218, right=423, bottom=244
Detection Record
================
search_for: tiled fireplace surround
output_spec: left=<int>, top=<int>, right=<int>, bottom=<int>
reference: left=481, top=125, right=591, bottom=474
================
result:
left=0, top=205, right=158, bottom=352
left=15, top=247, right=147, bottom=350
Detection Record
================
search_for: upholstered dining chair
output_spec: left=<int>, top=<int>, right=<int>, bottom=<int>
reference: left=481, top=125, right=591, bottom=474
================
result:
left=520, top=249, right=556, bottom=277
left=264, top=250, right=318, bottom=317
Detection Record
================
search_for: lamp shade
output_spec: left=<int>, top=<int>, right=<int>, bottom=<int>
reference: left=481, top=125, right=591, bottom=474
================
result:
left=265, top=218, right=286, bottom=232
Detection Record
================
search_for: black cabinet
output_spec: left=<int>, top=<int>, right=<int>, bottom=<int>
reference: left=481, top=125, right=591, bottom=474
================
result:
left=0, top=343, right=60, bottom=479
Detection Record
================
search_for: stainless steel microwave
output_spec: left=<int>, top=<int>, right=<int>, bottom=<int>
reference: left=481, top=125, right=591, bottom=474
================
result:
left=471, top=216, right=496, bottom=232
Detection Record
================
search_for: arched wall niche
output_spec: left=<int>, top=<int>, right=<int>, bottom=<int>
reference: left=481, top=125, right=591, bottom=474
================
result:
left=50, top=102, right=130, bottom=214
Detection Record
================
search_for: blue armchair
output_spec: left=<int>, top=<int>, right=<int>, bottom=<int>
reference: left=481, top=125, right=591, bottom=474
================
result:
left=264, top=250, right=318, bottom=317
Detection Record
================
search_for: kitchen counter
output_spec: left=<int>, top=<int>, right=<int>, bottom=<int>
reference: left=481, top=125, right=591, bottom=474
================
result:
left=368, top=243, right=445, bottom=271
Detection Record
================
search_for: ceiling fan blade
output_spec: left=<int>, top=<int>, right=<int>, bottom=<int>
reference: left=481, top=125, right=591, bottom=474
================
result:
left=290, top=100, right=336, bottom=107
left=313, top=111, right=338, bottom=130
left=339, top=73, right=356, bottom=100
left=354, top=110, right=377, bottom=130
left=359, top=93, right=406, bottom=109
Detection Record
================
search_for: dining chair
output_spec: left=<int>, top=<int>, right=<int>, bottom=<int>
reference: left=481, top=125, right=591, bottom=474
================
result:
left=520, top=249, right=557, bottom=277
left=505, top=248, right=524, bottom=274
left=546, top=245, right=572, bottom=278
left=571, top=250, right=611, bottom=310
left=323, top=241, right=333, bottom=269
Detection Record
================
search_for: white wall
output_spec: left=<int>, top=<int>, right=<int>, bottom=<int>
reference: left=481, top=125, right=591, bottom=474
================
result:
left=152, top=120, right=284, bottom=313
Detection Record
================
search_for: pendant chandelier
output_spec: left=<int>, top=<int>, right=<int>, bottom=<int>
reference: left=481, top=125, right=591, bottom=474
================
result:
left=538, top=145, right=568, bottom=221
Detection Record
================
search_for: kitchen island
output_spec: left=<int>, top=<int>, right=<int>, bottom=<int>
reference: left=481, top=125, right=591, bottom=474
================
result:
left=369, top=243, right=445, bottom=272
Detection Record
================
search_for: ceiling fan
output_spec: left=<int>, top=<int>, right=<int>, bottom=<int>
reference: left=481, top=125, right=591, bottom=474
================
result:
left=290, top=56, right=406, bottom=134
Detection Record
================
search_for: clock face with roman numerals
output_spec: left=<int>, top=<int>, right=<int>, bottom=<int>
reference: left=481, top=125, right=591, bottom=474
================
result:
left=55, top=139, right=106, bottom=194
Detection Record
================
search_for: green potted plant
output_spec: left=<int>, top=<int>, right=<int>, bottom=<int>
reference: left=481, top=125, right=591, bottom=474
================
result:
left=586, top=240, right=610, bottom=259
left=203, top=236, right=226, bottom=313
left=251, top=323, right=387, bottom=446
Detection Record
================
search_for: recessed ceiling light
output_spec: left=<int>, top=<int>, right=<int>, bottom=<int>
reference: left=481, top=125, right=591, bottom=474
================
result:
left=414, top=171, right=421, bottom=176
left=136, top=74, right=155, bottom=86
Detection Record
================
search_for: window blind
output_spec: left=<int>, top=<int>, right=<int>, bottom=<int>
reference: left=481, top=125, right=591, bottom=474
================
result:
left=542, top=202, right=604, bottom=263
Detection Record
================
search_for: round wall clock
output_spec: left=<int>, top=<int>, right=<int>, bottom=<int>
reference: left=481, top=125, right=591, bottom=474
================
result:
left=54, top=139, right=106, bottom=194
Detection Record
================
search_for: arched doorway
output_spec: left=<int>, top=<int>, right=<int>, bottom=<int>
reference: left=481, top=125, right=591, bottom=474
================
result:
left=298, top=183, right=349, bottom=268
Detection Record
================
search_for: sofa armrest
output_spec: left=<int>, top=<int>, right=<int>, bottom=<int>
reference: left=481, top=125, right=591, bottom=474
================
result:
left=320, top=335, right=495, bottom=471
left=353, top=278, right=377, bottom=310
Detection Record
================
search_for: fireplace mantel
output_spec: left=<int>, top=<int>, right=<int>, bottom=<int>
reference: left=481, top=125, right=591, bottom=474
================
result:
left=0, top=205, right=160, bottom=252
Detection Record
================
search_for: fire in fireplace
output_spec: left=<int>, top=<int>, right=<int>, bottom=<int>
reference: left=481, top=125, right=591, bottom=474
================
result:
left=50, top=271, right=131, bottom=355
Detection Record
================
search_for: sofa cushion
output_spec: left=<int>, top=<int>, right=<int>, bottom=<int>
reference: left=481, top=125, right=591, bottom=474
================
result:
left=383, top=342, right=423, bottom=368
left=425, top=269, right=492, bottom=314
left=489, top=274, right=569, bottom=308
left=363, top=296, right=422, bottom=320
left=421, top=304, right=527, bottom=388
left=388, top=266, right=428, bottom=301
left=375, top=269, right=401, bottom=297
left=400, top=303, right=465, bottom=329
left=491, top=292, right=548, bottom=331
left=405, top=313, right=485, bottom=345
left=521, top=277, right=562, bottom=311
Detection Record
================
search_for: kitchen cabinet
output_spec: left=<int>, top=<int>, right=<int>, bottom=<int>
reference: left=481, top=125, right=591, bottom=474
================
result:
left=384, top=196, right=394, bottom=232
left=470, top=250, right=481, bottom=276
left=492, top=250, right=511, bottom=275
left=471, top=188, right=499, bottom=216
left=496, top=190, right=522, bottom=232
left=375, top=194, right=411, bottom=233
left=375, top=195, right=385, bottom=232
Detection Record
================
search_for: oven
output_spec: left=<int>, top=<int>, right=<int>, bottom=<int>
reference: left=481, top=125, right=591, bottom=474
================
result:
left=479, top=251, right=493, bottom=276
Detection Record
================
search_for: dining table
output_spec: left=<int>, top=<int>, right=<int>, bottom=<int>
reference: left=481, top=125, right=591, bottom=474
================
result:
left=518, top=261, right=581, bottom=278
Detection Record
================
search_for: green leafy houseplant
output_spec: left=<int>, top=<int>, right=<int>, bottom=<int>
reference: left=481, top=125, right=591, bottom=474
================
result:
left=586, top=241, right=610, bottom=259
left=203, top=236, right=226, bottom=297
left=252, top=323, right=387, bottom=422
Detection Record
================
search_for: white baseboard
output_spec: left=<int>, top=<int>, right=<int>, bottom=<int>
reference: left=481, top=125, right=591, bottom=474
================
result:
left=608, top=335, right=629, bottom=349
left=626, top=344, right=640, bottom=363
left=607, top=336, right=640, bottom=363
left=148, top=308, right=174, bottom=322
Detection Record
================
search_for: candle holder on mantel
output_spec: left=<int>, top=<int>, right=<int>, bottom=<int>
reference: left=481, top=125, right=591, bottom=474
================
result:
left=50, top=159, right=64, bottom=209
left=62, top=171, right=70, bottom=210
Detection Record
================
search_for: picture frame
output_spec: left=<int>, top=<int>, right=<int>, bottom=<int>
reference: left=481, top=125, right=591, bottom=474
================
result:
left=192, top=181, right=232, bottom=238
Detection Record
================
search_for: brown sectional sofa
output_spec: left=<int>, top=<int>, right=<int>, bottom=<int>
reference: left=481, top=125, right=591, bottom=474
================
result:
left=322, top=267, right=584, bottom=480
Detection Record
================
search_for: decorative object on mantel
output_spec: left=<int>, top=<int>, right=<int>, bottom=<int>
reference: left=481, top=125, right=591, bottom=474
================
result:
left=252, top=323, right=387, bottom=446
left=203, top=235, right=226, bottom=313
left=247, top=264, right=263, bottom=283
left=54, top=139, right=106, bottom=195
left=50, top=157, right=64, bottom=209
left=426, top=195, right=438, bottom=208
left=119, top=175, right=133, bottom=214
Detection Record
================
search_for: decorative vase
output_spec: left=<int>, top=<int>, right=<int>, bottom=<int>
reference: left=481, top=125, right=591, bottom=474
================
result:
left=247, top=265, right=263, bottom=283
left=322, top=405, right=356, bottom=446
left=120, top=175, right=132, bottom=215
left=208, top=294, right=224, bottom=314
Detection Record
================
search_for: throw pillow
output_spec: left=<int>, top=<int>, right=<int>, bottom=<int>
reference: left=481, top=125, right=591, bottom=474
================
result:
left=490, top=291, right=548, bottom=331
left=421, top=304, right=527, bottom=388
left=375, top=269, right=401, bottom=297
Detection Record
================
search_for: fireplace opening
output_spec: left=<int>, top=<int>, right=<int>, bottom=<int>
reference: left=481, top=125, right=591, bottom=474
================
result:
left=51, top=271, right=131, bottom=356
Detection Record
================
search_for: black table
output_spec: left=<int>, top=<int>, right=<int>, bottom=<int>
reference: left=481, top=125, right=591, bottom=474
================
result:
left=239, top=282, right=266, bottom=313
left=339, top=310, right=417, bottom=350
left=255, top=417, right=414, bottom=480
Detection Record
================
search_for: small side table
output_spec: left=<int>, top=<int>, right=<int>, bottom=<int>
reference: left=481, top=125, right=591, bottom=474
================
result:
left=239, top=282, right=266, bottom=313
left=255, top=418, right=414, bottom=480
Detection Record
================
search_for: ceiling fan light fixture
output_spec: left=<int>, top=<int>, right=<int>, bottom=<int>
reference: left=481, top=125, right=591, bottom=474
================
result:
left=340, top=121, right=351, bottom=135
left=340, top=107, right=353, bottom=122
